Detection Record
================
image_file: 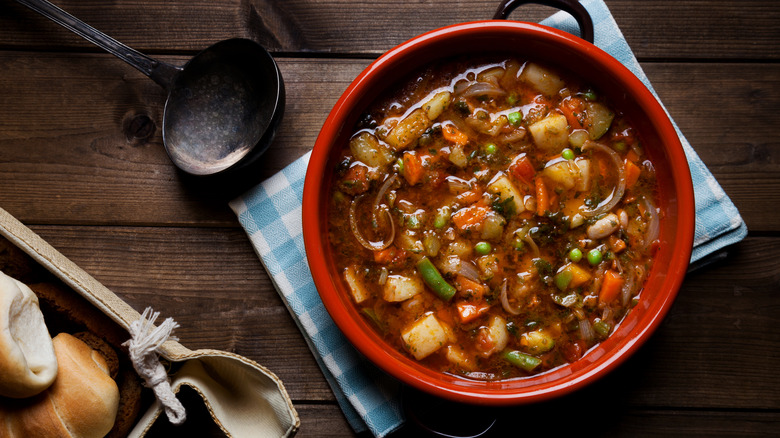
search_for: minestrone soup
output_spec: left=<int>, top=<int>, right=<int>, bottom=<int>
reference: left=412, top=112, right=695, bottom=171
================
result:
left=327, top=56, right=659, bottom=380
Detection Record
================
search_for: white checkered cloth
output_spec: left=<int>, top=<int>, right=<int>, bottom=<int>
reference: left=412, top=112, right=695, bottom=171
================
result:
left=229, top=0, right=747, bottom=436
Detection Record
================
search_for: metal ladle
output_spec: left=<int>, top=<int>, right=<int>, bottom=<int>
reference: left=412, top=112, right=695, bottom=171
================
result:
left=15, top=0, right=284, bottom=177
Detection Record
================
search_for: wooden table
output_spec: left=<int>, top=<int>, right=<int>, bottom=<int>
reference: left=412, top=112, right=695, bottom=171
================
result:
left=1, top=0, right=778, bottom=436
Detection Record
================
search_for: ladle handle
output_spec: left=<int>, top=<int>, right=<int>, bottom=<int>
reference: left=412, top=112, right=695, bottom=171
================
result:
left=14, top=0, right=180, bottom=88
left=493, top=0, right=595, bottom=44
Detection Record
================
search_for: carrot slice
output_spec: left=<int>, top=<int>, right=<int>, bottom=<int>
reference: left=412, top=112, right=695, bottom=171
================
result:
left=456, top=301, right=491, bottom=324
left=402, top=151, right=424, bottom=185
left=442, top=122, right=468, bottom=146
left=559, top=96, right=585, bottom=129
left=624, top=159, right=641, bottom=189
left=454, top=275, right=488, bottom=300
left=625, top=149, right=640, bottom=163
left=451, top=205, right=489, bottom=231
left=509, top=154, right=535, bottom=185
left=535, top=177, right=549, bottom=216
left=599, top=270, right=624, bottom=304
left=373, top=247, right=396, bottom=264
left=608, top=235, right=627, bottom=253
left=455, top=190, right=482, bottom=206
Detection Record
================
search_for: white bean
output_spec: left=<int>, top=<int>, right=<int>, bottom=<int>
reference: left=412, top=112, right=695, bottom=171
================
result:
left=619, top=209, right=629, bottom=229
left=587, top=213, right=620, bottom=239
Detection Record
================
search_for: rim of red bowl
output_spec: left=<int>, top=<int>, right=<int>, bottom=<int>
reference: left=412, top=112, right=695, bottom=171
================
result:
left=303, top=20, right=695, bottom=405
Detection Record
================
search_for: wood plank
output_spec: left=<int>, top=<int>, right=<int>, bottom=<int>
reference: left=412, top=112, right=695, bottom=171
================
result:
left=1, top=55, right=777, bottom=231
left=644, top=63, right=780, bottom=231
left=20, top=224, right=780, bottom=410
left=1, top=1, right=777, bottom=60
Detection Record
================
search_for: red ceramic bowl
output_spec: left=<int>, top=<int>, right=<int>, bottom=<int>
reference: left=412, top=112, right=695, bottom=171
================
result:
left=302, top=21, right=695, bottom=405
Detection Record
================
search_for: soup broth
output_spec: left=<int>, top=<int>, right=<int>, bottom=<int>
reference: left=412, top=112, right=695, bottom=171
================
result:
left=327, top=56, right=659, bottom=380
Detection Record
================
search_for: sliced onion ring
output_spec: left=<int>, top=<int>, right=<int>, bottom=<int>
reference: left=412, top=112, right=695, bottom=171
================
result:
left=456, top=81, right=507, bottom=98
left=523, top=235, right=540, bottom=257
left=641, top=196, right=660, bottom=250
left=580, top=140, right=626, bottom=217
left=499, top=279, right=522, bottom=315
left=373, top=174, right=397, bottom=212
left=349, top=194, right=395, bottom=251
left=456, top=260, right=481, bottom=283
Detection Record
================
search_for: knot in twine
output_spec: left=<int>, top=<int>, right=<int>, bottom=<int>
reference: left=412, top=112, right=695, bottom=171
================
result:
left=123, top=307, right=186, bottom=425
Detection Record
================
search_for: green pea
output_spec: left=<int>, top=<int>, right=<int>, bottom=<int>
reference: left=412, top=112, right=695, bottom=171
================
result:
left=587, top=248, right=603, bottom=265
left=582, top=90, right=597, bottom=101
left=569, top=248, right=583, bottom=263
left=562, top=148, right=575, bottom=160
left=475, top=241, right=492, bottom=255
left=484, top=143, right=497, bottom=155
left=507, top=111, right=523, bottom=127
left=507, top=94, right=518, bottom=106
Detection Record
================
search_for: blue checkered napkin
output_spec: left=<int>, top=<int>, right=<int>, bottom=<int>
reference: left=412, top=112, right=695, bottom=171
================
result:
left=229, top=152, right=404, bottom=438
left=230, top=1, right=747, bottom=436
left=544, top=0, right=747, bottom=262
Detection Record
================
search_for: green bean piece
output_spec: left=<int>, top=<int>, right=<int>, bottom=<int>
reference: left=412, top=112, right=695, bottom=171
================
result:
left=503, top=350, right=542, bottom=372
left=417, top=257, right=456, bottom=301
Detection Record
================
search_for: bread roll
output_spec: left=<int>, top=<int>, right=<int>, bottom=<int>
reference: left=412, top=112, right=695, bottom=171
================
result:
left=0, top=333, right=120, bottom=438
left=0, top=270, right=57, bottom=398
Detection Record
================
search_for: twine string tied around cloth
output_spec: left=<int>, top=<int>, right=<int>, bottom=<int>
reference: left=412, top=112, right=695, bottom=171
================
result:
left=123, top=307, right=186, bottom=425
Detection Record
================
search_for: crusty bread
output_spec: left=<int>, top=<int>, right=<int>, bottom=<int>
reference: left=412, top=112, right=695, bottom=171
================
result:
left=29, top=282, right=144, bottom=438
left=0, top=271, right=58, bottom=398
left=0, top=333, right=120, bottom=438
left=0, top=237, right=145, bottom=436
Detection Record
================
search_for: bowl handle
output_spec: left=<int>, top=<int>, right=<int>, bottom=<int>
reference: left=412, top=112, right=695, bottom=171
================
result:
left=493, top=0, right=595, bottom=44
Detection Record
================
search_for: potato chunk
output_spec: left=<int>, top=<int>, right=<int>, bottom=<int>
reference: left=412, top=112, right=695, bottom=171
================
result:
left=383, top=274, right=423, bottom=302
left=520, top=63, right=565, bottom=96
left=487, top=172, right=525, bottom=214
left=344, top=266, right=370, bottom=304
left=385, top=108, right=430, bottom=151
left=476, top=315, right=509, bottom=357
left=520, top=329, right=555, bottom=354
left=349, top=132, right=394, bottom=168
left=542, top=160, right=579, bottom=190
left=423, top=90, right=451, bottom=121
left=574, top=158, right=591, bottom=192
left=528, top=113, right=569, bottom=153
left=445, top=345, right=477, bottom=371
left=401, top=313, right=449, bottom=360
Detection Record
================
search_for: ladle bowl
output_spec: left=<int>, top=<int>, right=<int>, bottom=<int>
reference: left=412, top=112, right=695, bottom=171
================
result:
left=15, top=0, right=284, bottom=177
